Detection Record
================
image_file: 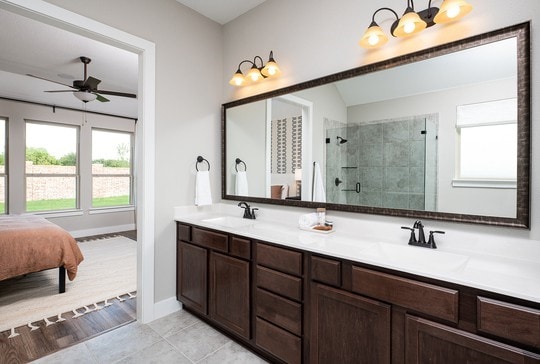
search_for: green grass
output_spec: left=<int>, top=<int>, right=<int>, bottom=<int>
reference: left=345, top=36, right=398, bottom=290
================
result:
left=92, top=195, right=131, bottom=208
left=0, top=196, right=131, bottom=213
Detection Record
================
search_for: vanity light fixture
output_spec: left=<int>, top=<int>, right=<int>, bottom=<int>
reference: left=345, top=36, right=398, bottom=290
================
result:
left=359, top=0, right=473, bottom=49
left=229, top=51, right=281, bottom=87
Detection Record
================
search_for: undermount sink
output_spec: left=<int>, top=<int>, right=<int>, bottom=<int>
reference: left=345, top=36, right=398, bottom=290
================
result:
left=201, top=216, right=255, bottom=228
left=360, top=242, right=469, bottom=274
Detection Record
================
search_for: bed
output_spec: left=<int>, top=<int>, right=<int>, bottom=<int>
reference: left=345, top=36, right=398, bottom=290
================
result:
left=0, top=215, right=84, bottom=293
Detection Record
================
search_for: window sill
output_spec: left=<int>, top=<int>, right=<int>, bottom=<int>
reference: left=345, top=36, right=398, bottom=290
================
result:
left=452, top=179, right=517, bottom=189
left=30, top=210, right=84, bottom=218
left=89, top=205, right=135, bottom=215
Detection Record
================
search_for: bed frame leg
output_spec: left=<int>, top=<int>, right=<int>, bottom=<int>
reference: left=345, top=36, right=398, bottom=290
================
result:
left=59, top=266, right=66, bottom=293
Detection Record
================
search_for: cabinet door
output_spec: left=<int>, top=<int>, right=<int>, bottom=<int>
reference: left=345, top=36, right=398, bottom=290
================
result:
left=310, top=283, right=391, bottom=364
left=209, top=252, right=250, bottom=339
left=178, top=241, right=207, bottom=315
left=406, top=315, right=540, bottom=363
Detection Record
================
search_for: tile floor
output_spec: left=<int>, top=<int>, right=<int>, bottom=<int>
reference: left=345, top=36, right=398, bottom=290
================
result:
left=32, top=309, right=269, bottom=363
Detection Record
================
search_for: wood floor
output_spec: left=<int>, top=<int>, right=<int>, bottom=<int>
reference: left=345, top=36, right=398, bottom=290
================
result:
left=0, top=231, right=137, bottom=364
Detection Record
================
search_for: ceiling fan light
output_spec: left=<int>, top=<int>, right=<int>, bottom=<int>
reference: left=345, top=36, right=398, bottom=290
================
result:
left=434, top=0, right=473, bottom=24
left=392, top=8, right=427, bottom=37
left=74, top=91, right=97, bottom=102
left=359, top=22, right=388, bottom=48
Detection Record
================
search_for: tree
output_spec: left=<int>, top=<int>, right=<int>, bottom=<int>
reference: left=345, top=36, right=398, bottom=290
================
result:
left=117, top=142, right=129, bottom=161
left=0, top=153, right=4, bottom=166
left=26, top=147, right=58, bottom=165
left=59, top=152, right=77, bottom=166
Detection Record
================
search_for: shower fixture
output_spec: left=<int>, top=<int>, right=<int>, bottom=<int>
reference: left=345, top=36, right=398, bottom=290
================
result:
left=337, top=136, right=348, bottom=144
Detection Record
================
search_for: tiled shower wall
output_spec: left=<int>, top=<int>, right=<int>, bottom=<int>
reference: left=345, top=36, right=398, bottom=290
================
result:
left=325, top=115, right=438, bottom=210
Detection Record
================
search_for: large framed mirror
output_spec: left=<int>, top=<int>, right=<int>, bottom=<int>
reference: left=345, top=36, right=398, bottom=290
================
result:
left=222, top=22, right=530, bottom=228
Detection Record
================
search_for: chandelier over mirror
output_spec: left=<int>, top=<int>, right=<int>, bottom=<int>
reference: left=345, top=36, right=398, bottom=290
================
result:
left=359, top=0, right=473, bottom=49
left=229, top=51, right=281, bottom=87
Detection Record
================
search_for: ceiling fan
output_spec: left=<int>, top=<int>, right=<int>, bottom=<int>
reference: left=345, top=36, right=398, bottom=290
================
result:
left=27, top=56, right=137, bottom=103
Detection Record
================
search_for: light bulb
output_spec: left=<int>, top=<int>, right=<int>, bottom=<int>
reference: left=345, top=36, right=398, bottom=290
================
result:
left=404, top=21, right=415, bottom=34
left=266, top=66, right=277, bottom=76
left=368, top=34, right=379, bottom=46
left=446, top=5, right=460, bottom=18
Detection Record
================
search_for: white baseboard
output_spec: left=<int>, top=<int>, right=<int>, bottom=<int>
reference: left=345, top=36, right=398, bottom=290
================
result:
left=153, top=296, right=183, bottom=321
left=69, top=223, right=136, bottom=238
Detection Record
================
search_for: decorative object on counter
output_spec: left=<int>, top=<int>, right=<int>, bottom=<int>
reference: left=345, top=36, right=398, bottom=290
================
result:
left=312, top=161, right=326, bottom=202
left=238, top=201, right=258, bottom=219
left=195, top=156, right=212, bottom=206
left=359, top=0, right=473, bottom=49
left=401, top=220, right=445, bottom=249
left=235, top=158, right=249, bottom=196
left=317, top=207, right=326, bottom=226
left=295, top=168, right=302, bottom=197
left=228, top=51, right=281, bottom=87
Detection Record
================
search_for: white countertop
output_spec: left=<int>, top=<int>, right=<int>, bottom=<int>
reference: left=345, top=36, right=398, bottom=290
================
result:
left=174, top=204, right=540, bottom=304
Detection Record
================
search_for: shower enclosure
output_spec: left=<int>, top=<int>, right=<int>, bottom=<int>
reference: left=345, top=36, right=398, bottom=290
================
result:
left=325, top=116, right=438, bottom=211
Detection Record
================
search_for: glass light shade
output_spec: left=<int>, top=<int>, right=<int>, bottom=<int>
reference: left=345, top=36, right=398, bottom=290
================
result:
left=434, top=0, right=473, bottom=24
left=247, top=66, right=264, bottom=82
left=393, top=11, right=427, bottom=37
left=294, top=168, right=302, bottom=181
left=229, top=71, right=246, bottom=86
left=359, top=24, right=389, bottom=48
left=74, top=91, right=97, bottom=102
left=261, top=60, right=281, bottom=77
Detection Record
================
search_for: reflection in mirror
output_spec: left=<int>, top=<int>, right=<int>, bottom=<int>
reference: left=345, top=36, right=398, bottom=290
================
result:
left=222, top=23, right=530, bottom=228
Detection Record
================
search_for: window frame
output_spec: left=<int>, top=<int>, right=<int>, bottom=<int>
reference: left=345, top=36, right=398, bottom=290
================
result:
left=0, top=117, right=8, bottom=214
left=453, top=99, right=518, bottom=189
left=24, top=120, right=80, bottom=213
left=90, top=127, right=135, bottom=210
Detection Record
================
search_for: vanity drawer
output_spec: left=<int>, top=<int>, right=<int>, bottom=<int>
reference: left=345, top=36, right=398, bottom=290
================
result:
left=351, top=266, right=459, bottom=323
left=311, top=256, right=341, bottom=287
left=192, top=227, right=228, bottom=253
left=177, top=223, right=191, bottom=242
left=256, top=243, right=303, bottom=276
left=477, top=297, right=540, bottom=349
left=256, top=288, right=302, bottom=336
left=229, top=236, right=251, bottom=260
left=256, top=318, right=301, bottom=364
left=257, top=265, right=303, bottom=301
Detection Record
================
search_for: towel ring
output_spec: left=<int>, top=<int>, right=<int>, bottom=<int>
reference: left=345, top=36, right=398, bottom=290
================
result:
left=235, top=158, right=247, bottom=172
left=196, top=156, right=210, bottom=171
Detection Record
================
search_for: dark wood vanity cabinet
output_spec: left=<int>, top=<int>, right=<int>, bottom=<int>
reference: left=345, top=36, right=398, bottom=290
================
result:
left=254, top=242, right=305, bottom=364
left=176, top=224, right=251, bottom=340
left=177, top=222, right=540, bottom=363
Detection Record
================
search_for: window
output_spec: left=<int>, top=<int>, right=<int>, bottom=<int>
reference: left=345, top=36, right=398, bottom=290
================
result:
left=92, top=129, right=133, bottom=208
left=454, top=99, right=517, bottom=188
left=0, top=118, right=6, bottom=214
left=25, top=122, right=79, bottom=212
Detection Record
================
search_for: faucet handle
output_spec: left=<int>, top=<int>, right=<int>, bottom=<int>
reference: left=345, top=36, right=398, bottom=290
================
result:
left=427, top=230, right=445, bottom=249
left=401, top=226, right=417, bottom=244
left=251, top=208, right=258, bottom=219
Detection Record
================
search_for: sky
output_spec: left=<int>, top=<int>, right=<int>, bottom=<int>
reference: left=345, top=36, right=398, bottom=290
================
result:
left=25, top=122, right=130, bottom=160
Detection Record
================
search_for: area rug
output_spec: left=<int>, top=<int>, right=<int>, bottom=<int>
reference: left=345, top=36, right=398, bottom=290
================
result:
left=0, top=236, right=136, bottom=335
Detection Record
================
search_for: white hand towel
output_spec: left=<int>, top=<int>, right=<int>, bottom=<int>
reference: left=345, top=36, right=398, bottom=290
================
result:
left=299, top=212, right=318, bottom=229
left=235, top=171, right=249, bottom=196
left=312, top=162, right=326, bottom=202
left=281, top=184, right=289, bottom=199
left=195, top=170, right=212, bottom=206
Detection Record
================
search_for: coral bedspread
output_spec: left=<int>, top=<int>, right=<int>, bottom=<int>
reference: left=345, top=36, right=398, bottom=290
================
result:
left=0, top=215, right=84, bottom=281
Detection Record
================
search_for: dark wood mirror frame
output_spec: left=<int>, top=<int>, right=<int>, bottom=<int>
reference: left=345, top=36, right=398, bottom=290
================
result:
left=222, top=22, right=530, bottom=228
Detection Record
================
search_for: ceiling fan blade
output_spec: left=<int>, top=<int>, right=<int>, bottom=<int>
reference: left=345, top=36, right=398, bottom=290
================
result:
left=83, top=76, right=101, bottom=90
left=95, top=93, right=110, bottom=102
left=27, top=74, right=76, bottom=89
left=96, top=90, right=137, bottom=98
left=44, top=90, right=75, bottom=93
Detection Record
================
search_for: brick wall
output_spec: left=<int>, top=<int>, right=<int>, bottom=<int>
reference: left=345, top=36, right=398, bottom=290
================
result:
left=23, top=162, right=130, bottom=201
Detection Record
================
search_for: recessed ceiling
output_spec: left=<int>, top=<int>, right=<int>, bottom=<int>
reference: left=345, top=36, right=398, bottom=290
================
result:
left=0, top=9, right=138, bottom=118
left=175, top=0, right=267, bottom=25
